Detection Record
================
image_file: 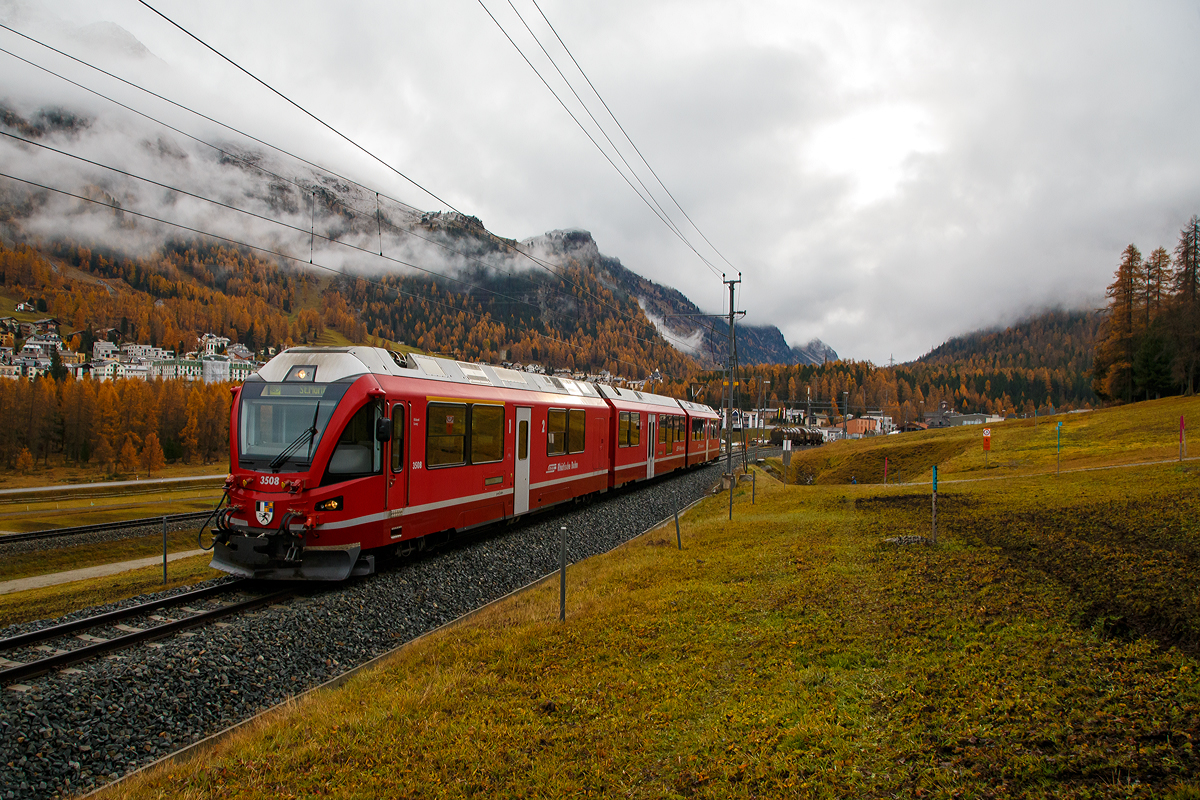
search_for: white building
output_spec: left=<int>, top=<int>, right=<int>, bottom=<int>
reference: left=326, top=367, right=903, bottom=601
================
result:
left=122, top=343, right=173, bottom=361
left=93, top=341, right=119, bottom=361
left=201, top=333, right=231, bottom=356
left=152, top=358, right=204, bottom=381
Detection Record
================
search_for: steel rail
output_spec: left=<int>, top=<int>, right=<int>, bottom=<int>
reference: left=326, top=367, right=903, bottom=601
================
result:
left=0, top=510, right=216, bottom=545
left=0, top=579, right=247, bottom=651
left=0, top=585, right=294, bottom=684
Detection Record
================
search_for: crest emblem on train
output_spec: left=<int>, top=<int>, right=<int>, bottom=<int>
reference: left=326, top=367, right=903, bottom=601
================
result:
left=255, top=501, right=274, bottom=526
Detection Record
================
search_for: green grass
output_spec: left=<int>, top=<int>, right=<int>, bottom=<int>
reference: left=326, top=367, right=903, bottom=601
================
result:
left=103, top=458, right=1200, bottom=799
left=0, top=490, right=222, bottom=533
left=787, top=394, right=1200, bottom=485
left=0, top=529, right=210, bottom=586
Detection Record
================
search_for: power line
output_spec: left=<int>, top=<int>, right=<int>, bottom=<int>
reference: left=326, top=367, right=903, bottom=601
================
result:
left=0, top=23, right=421, bottom=215
left=476, top=0, right=725, bottom=279
left=0, top=30, right=706, bottom=357
left=501, top=0, right=711, bottom=274
left=122, top=7, right=706, bottom=356
left=136, top=0, right=456, bottom=215
left=527, top=0, right=740, bottom=277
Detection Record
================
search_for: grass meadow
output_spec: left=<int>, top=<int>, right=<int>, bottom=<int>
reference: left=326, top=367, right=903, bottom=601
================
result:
left=785, top=395, right=1199, bottom=486
left=101, top=398, right=1200, bottom=799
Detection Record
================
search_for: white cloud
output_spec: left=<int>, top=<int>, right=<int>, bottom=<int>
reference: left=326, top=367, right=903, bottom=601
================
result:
left=804, top=104, right=940, bottom=209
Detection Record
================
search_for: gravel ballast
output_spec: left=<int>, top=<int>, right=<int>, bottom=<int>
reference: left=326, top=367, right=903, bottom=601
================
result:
left=0, top=464, right=727, bottom=799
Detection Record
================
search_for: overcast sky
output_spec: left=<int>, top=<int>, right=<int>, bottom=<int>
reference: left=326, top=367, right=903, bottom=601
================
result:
left=1, top=0, right=1198, bottom=363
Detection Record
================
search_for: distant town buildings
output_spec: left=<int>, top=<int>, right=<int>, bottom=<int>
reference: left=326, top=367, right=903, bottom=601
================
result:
left=0, top=304, right=263, bottom=383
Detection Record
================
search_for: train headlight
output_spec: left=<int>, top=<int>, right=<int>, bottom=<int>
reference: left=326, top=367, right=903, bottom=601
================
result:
left=315, top=497, right=343, bottom=512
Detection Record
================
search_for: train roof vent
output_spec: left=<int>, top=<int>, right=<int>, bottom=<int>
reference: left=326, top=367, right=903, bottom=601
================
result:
left=457, top=361, right=494, bottom=385
left=410, top=354, right=447, bottom=377
left=493, top=367, right=528, bottom=386
left=548, top=376, right=565, bottom=390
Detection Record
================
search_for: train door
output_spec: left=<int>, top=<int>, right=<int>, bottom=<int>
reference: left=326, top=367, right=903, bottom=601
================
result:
left=386, top=401, right=407, bottom=535
left=593, top=411, right=605, bottom=475
left=646, top=413, right=656, bottom=478
left=514, top=406, right=531, bottom=514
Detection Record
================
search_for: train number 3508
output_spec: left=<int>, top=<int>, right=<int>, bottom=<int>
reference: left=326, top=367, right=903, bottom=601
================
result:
left=261, top=475, right=281, bottom=486
left=412, top=461, right=423, bottom=470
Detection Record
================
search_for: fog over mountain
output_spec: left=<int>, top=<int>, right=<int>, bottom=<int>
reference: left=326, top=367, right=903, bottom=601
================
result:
left=0, top=93, right=836, bottom=367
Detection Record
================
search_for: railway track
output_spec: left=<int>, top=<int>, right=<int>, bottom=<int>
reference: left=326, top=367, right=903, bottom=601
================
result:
left=0, top=510, right=216, bottom=545
left=0, top=580, right=293, bottom=684
left=1, top=464, right=724, bottom=799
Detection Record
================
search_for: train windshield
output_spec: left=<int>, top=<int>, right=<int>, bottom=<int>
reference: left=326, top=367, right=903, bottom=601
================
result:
left=238, top=382, right=351, bottom=471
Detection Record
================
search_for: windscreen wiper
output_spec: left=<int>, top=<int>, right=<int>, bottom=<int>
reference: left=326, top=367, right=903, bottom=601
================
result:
left=268, top=403, right=320, bottom=470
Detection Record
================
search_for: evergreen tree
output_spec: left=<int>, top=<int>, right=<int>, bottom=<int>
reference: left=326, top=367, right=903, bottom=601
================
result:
left=1173, top=215, right=1200, bottom=393
left=1093, top=244, right=1143, bottom=402
left=1144, top=246, right=1171, bottom=327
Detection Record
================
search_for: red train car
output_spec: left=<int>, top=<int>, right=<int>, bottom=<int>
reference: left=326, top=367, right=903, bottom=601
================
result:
left=212, top=347, right=719, bottom=580
left=677, top=399, right=722, bottom=467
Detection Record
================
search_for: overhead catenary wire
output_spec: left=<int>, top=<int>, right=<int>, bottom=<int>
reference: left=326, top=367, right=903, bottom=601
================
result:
left=0, top=32, right=708, bottom=357
left=475, top=0, right=725, bottom=280
left=0, top=169, right=675, bottom=377
left=527, top=0, right=741, bottom=277
left=135, top=0, right=455, bottom=214
left=499, top=0, right=717, bottom=279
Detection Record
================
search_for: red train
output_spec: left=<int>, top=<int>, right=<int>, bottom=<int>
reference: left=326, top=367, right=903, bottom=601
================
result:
left=211, top=347, right=722, bottom=580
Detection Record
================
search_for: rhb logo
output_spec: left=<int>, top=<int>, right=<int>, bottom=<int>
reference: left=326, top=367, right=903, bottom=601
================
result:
left=255, top=500, right=275, bottom=526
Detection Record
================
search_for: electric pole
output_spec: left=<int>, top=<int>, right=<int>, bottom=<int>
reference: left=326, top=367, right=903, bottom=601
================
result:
left=725, top=275, right=742, bottom=521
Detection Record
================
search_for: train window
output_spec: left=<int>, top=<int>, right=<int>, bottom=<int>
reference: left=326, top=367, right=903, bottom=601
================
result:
left=518, top=420, right=528, bottom=461
left=618, top=411, right=641, bottom=448
left=390, top=405, right=405, bottom=472
left=568, top=409, right=586, bottom=454
left=427, top=402, right=467, bottom=467
left=547, top=409, right=567, bottom=456
left=470, top=404, right=505, bottom=464
left=326, top=401, right=383, bottom=478
left=692, top=418, right=703, bottom=441
left=658, top=415, right=668, bottom=445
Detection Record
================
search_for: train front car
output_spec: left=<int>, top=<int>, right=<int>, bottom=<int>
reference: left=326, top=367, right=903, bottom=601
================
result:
left=212, top=347, right=407, bottom=581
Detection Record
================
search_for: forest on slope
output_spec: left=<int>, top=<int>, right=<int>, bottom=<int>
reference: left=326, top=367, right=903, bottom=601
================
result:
left=670, top=307, right=1103, bottom=422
